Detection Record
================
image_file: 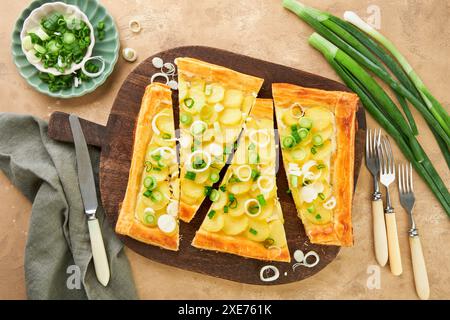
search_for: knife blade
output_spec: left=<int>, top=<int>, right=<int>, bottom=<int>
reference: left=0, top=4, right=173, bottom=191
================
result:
left=69, top=114, right=110, bottom=287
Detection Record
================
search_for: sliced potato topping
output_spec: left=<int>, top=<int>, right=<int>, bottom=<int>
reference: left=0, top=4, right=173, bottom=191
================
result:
left=135, top=108, right=178, bottom=233
left=277, top=104, right=337, bottom=226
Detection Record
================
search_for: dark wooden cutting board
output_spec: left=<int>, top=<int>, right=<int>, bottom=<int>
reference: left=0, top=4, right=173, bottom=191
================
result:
left=48, top=46, right=366, bottom=285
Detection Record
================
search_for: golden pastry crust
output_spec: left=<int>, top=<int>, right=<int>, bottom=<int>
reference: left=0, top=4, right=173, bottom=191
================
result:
left=175, top=57, right=264, bottom=92
left=193, top=229, right=291, bottom=262
left=116, top=83, right=179, bottom=251
left=272, top=83, right=358, bottom=247
left=192, top=99, right=291, bottom=263
left=176, top=57, right=264, bottom=223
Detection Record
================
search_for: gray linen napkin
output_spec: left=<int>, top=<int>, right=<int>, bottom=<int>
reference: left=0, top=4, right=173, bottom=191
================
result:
left=0, top=113, right=137, bottom=300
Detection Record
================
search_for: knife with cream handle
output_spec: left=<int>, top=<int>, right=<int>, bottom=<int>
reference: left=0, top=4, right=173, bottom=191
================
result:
left=69, top=114, right=110, bottom=287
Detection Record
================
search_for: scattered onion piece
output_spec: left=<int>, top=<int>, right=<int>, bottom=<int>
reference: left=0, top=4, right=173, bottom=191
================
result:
left=323, top=197, right=336, bottom=210
left=150, top=72, right=169, bottom=85
left=129, top=20, right=141, bottom=33
left=300, top=185, right=318, bottom=203
left=187, top=150, right=211, bottom=173
left=168, top=80, right=178, bottom=90
left=208, top=143, right=223, bottom=157
left=293, top=249, right=305, bottom=263
left=162, top=62, right=176, bottom=75
left=81, top=56, right=105, bottom=78
left=260, top=265, right=280, bottom=282
left=122, top=47, right=137, bottom=62
left=152, top=57, right=164, bottom=68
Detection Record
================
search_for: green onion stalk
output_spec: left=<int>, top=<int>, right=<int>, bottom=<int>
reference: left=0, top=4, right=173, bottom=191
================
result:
left=283, top=0, right=450, bottom=148
left=343, top=11, right=450, bottom=126
left=308, top=33, right=450, bottom=216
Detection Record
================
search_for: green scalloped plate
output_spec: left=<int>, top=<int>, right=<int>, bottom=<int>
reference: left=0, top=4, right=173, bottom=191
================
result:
left=11, top=0, right=120, bottom=98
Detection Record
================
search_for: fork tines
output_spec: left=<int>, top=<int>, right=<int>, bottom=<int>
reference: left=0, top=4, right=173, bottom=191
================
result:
left=398, top=163, right=414, bottom=194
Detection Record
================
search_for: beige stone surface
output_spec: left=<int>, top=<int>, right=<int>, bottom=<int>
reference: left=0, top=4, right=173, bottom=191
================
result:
left=0, top=0, right=449, bottom=300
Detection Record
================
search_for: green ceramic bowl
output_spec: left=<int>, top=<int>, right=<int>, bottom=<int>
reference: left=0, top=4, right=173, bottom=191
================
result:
left=12, top=0, right=120, bottom=98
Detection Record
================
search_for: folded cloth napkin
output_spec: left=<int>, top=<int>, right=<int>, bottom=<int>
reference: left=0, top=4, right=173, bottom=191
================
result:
left=0, top=113, right=137, bottom=300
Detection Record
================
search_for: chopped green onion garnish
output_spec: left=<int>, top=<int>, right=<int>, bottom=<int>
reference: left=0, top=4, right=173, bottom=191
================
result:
left=249, top=151, right=260, bottom=164
left=256, top=194, right=266, bottom=206
left=150, top=191, right=163, bottom=202
left=291, top=175, right=298, bottom=187
left=248, top=204, right=260, bottom=215
left=228, top=174, right=241, bottom=183
left=191, top=122, right=206, bottom=136
left=223, top=206, right=229, bottom=213
left=143, top=176, right=157, bottom=190
left=157, top=159, right=166, bottom=168
left=151, top=153, right=162, bottom=161
left=180, top=113, right=192, bottom=125
left=291, top=128, right=301, bottom=144
left=318, top=193, right=325, bottom=200
left=219, top=185, right=226, bottom=192
left=313, top=134, right=323, bottom=146
left=162, top=133, right=171, bottom=140
left=204, top=186, right=213, bottom=197
left=143, top=190, right=152, bottom=198
left=152, top=167, right=162, bottom=171
left=311, top=147, right=317, bottom=155
left=248, top=143, right=256, bottom=150
left=298, top=127, right=309, bottom=139
left=316, top=164, right=326, bottom=170
left=263, top=238, right=275, bottom=248
left=228, top=194, right=238, bottom=209
left=185, top=171, right=196, bottom=180
left=192, top=157, right=207, bottom=170
left=249, top=228, right=258, bottom=235
left=144, top=161, right=153, bottom=172
left=97, top=20, right=105, bottom=31
left=286, top=189, right=291, bottom=194
left=299, top=117, right=313, bottom=129
left=209, top=189, right=220, bottom=202
left=251, top=169, right=261, bottom=181
left=209, top=172, right=220, bottom=183
left=307, top=205, right=315, bottom=213
left=282, top=136, right=295, bottom=149
left=315, top=214, right=322, bottom=220
left=207, top=210, right=216, bottom=219
left=144, top=213, right=155, bottom=225
left=224, top=144, right=233, bottom=155
left=184, top=97, right=195, bottom=109
left=63, top=32, right=75, bottom=44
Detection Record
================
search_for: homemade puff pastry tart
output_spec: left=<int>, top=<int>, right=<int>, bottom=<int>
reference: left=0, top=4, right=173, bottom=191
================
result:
left=272, top=83, right=358, bottom=247
left=175, top=57, right=264, bottom=223
left=192, top=99, right=291, bottom=262
left=116, top=83, right=180, bottom=251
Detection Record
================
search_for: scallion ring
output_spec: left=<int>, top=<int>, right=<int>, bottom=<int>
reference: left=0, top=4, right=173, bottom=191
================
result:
left=183, top=97, right=195, bottom=109
left=150, top=72, right=169, bottom=85
left=143, top=176, right=157, bottom=190
left=190, top=120, right=207, bottom=136
left=282, top=135, right=295, bottom=149
left=290, top=102, right=305, bottom=118
left=257, top=175, right=274, bottom=194
left=249, top=129, right=271, bottom=148
left=244, top=199, right=261, bottom=217
left=129, top=19, right=141, bottom=33
left=81, top=56, right=105, bottom=78
left=187, top=150, right=211, bottom=172
left=313, top=134, right=323, bottom=146
left=122, top=47, right=137, bottom=62
left=234, top=165, right=252, bottom=182
left=323, top=197, right=337, bottom=210
left=299, top=117, right=313, bottom=129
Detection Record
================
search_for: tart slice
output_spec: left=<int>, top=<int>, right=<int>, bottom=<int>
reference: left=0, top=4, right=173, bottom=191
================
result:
left=175, top=57, right=264, bottom=222
left=116, top=83, right=180, bottom=251
left=192, top=99, right=290, bottom=262
left=272, top=83, right=358, bottom=247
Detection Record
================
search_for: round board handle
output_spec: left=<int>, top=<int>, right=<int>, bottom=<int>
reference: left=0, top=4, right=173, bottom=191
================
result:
left=48, top=111, right=106, bottom=148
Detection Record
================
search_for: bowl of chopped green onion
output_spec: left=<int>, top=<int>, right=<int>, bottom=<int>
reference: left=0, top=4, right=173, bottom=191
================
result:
left=20, top=1, right=95, bottom=76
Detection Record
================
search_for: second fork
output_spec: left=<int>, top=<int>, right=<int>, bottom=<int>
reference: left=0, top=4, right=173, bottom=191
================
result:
left=379, top=136, right=403, bottom=276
